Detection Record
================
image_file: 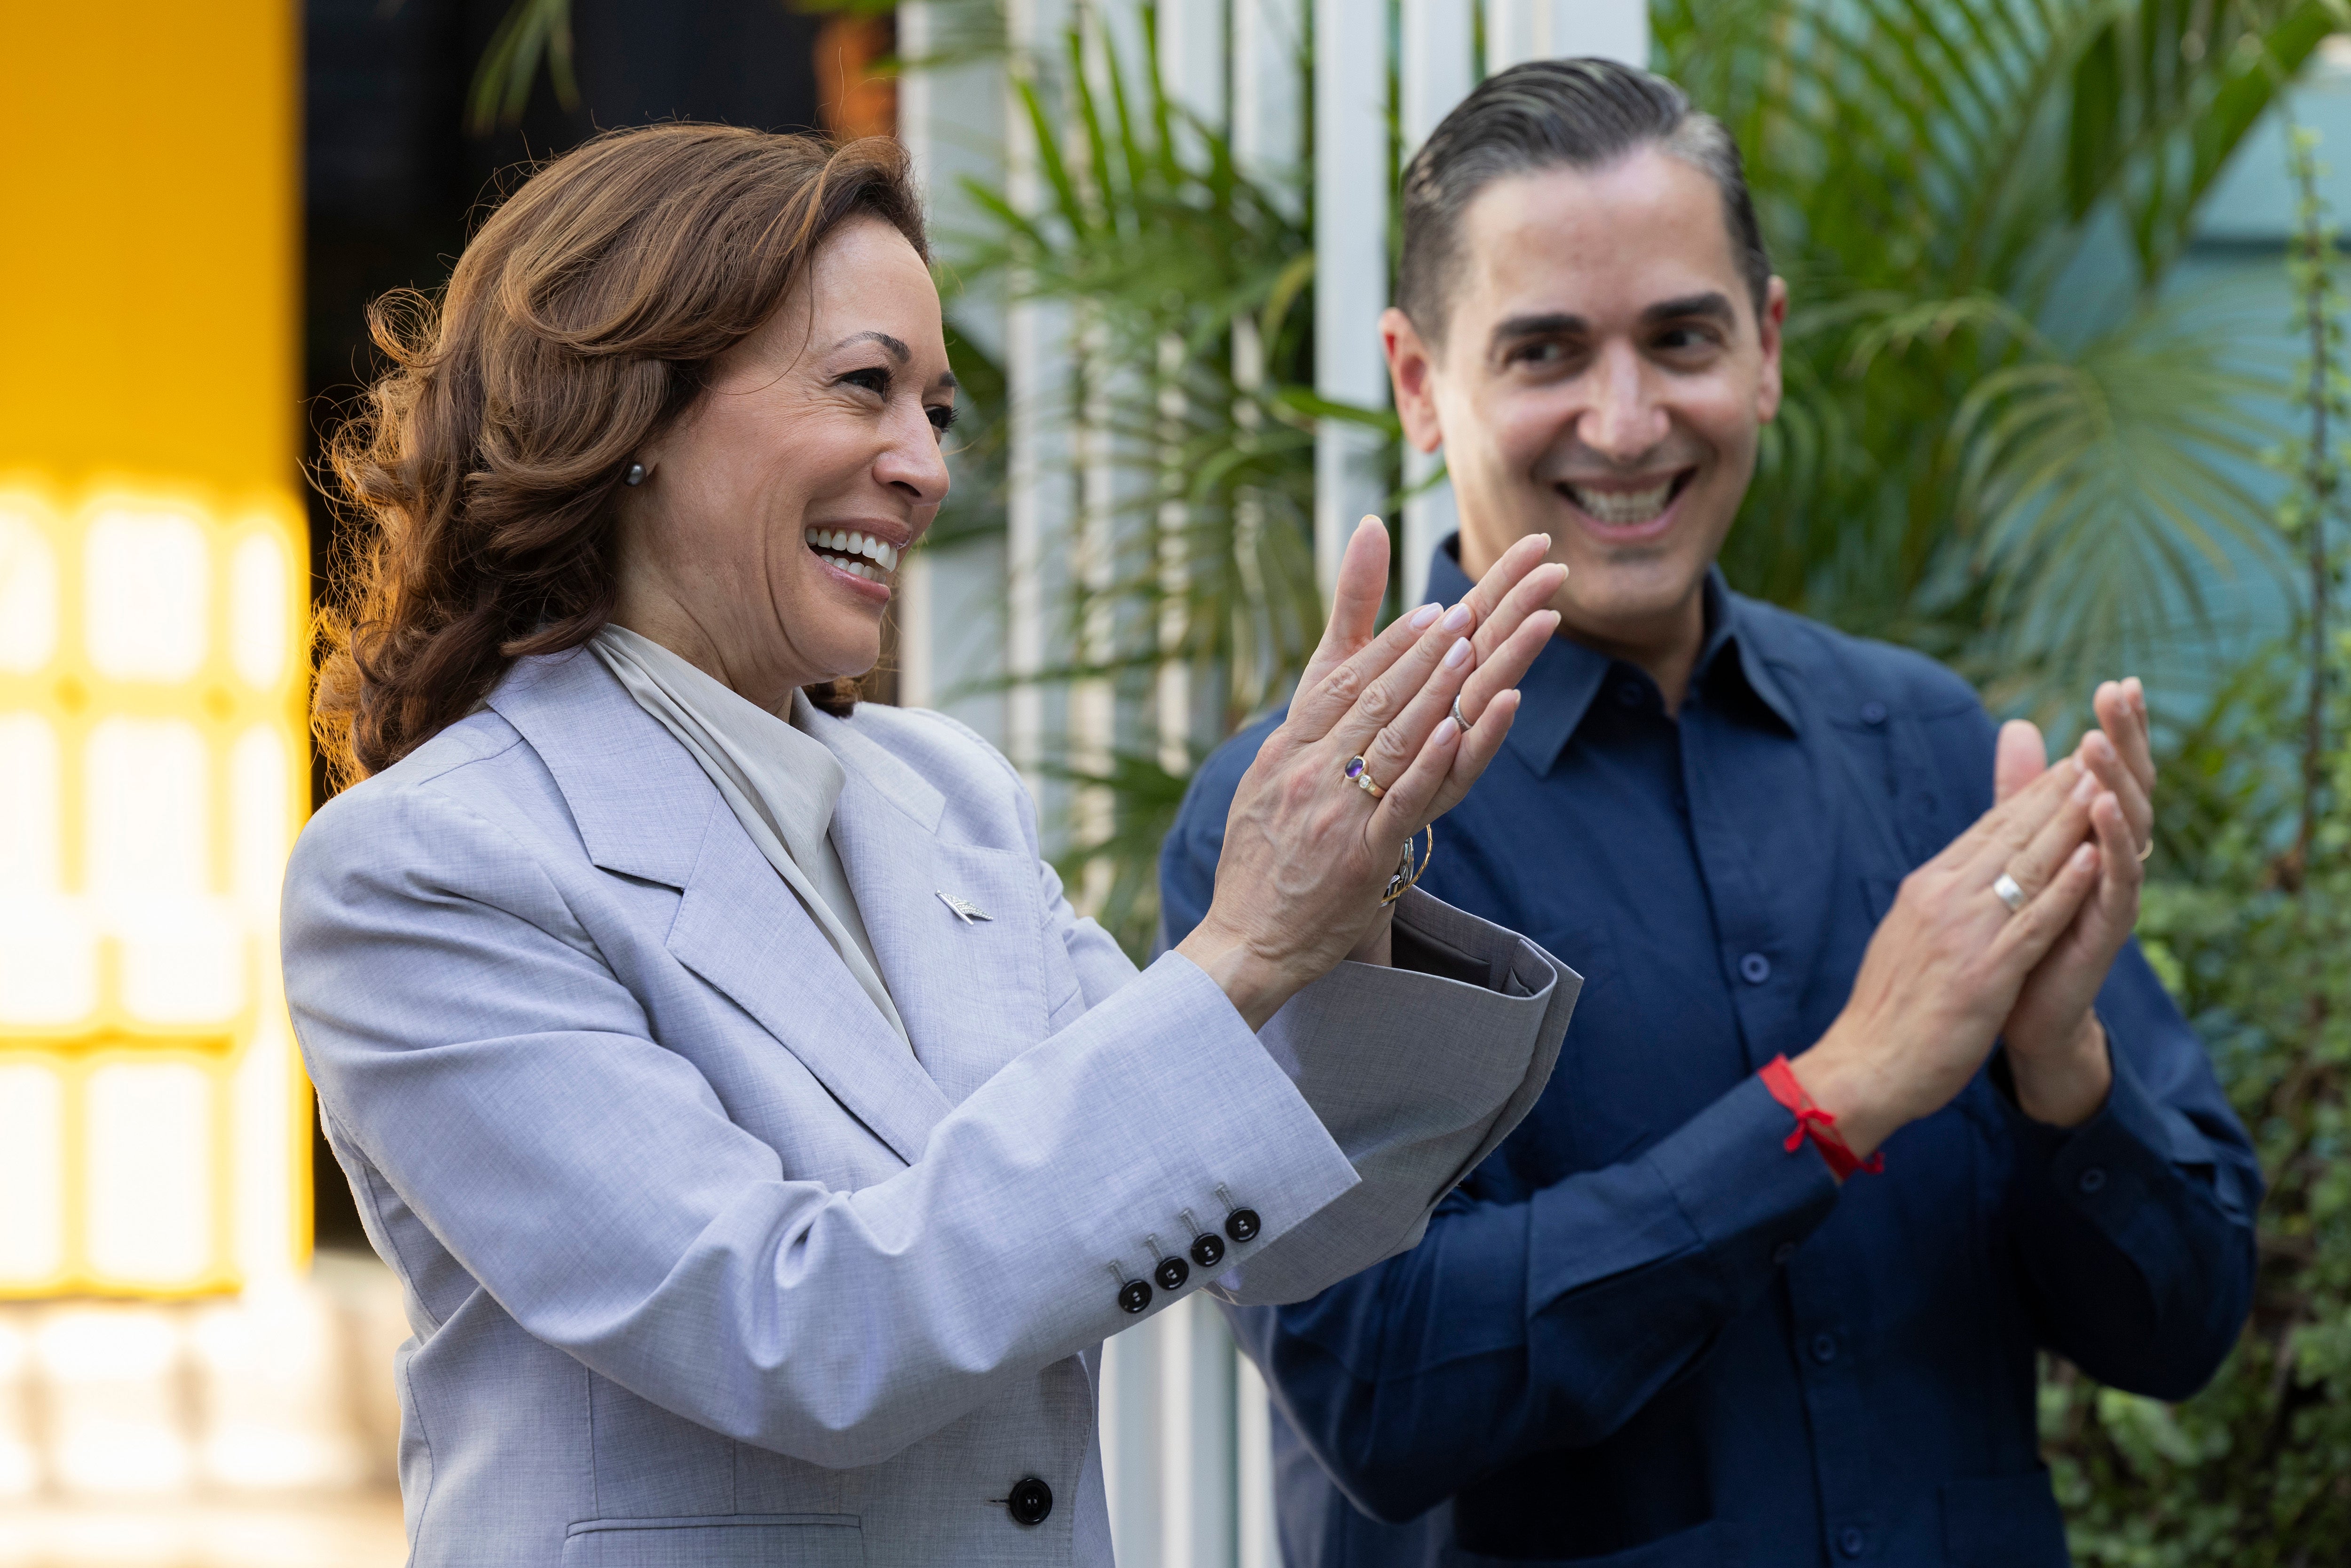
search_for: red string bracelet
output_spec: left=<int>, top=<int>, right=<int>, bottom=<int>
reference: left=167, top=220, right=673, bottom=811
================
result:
left=1759, top=1056, right=1885, bottom=1181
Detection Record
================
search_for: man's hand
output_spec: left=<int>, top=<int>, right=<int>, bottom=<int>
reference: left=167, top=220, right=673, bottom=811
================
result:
left=1790, top=754, right=2110, bottom=1162
left=1988, top=679, right=2154, bottom=1126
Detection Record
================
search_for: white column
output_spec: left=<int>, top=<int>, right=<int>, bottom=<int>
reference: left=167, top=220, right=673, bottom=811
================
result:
left=1398, top=0, right=1475, bottom=605
left=1311, top=0, right=1390, bottom=597
left=1232, top=0, right=1304, bottom=212
left=1101, top=1309, right=1165, bottom=1568
left=1484, top=0, right=1649, bottom=71
left=1402, top=0, right=1475, bottom=154
left=1073, top=0, right=1150, bottom=910
left=1235, top=1352, right=1280, bottom=1568
left=1169, top=1295, right=1242, bottom=1568
left=1154, top=0, right=1226, bottom=776
left=1232, top=15, right=1304, bottom=1560
left=1158, top=0, right=1227, bottom=157
left=897, top=2, right=1011, bottom=744
left=1005, top=0, right=1075, bottom=798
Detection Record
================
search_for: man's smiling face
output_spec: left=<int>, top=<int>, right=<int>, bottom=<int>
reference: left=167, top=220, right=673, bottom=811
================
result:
left=1389, top=147, right=1786, bottom=650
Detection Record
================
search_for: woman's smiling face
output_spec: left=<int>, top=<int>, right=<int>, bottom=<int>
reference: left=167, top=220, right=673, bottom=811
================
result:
left=610, top=215, right=956, bottom=709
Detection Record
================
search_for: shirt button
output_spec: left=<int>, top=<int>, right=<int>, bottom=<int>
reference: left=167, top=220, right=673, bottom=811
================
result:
left=1772, top=1241, right=1797, bottom=1266
left=1154, top=1255, right=1190, bottom=1292
left=1189, top=1232, right=1226, bottom=1269
left=1614, top=680, right=1645, bottom=708
left=1117, top=1279, right=1152, bottom=1314
left=1225, top=1207, right=1261, bottom=1243
left=1860, top=701, right=1888, bottom=725
left=1007, top=1475, right=1053, bottom=1526
left=2078, top=1166, right=2108, bottom=1195
left=1838, top=1524, right=1865, bottom=1557
left=1810, top=1332, right=1838, bottom=1364
left=1739, top=952, right=1772, bottom=985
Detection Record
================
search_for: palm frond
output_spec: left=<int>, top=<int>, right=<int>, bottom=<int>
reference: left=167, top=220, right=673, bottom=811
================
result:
left=1950, top=293, right=2295, bottom=706
left=467, top=0, right=578, bottom=136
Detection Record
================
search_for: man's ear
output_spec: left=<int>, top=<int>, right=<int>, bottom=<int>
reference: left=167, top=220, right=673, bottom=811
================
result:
left=1382, top=306, right=1445, bottom=454
left=1755, top=275, right=1789, bottom=425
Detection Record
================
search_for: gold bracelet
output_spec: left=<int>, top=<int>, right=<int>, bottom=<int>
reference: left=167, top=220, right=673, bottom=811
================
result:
left=1380, top=825, right=1434, bottom=906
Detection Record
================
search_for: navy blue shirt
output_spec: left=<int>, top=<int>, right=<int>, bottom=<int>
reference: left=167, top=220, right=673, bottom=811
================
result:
left=1160, top=543, right=2259, bottom=1568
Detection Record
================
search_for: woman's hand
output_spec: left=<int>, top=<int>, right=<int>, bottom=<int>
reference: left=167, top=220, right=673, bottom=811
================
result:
left=1177, top=519, right=1565, bottom=1028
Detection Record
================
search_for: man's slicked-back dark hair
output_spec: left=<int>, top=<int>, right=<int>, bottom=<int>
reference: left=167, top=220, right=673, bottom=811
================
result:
left=1398, top=58, right=1772, bottom=341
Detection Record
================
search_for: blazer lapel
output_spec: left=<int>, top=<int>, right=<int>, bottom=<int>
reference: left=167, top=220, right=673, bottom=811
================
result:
left=664, top=805, right=952, bottom=1166
left=813, top=715, right=1054, bottom=1108
left=488, top=652, right=953, bottom=1166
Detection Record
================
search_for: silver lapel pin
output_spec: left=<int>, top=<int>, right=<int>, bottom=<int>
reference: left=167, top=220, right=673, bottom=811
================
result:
left=937, top=891, right=993, bottom=925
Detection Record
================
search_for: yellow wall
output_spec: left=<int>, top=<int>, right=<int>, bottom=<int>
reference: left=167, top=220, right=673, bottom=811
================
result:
left=0, top=4, right=298, bottom=493
left=0, top=2, right=310, bottom=1297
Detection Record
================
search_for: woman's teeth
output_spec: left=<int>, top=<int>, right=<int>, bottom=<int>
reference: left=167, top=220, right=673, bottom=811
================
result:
left=804, top=527, right=901, bottom=581
left=1565, top=479, right=1678, bottom=526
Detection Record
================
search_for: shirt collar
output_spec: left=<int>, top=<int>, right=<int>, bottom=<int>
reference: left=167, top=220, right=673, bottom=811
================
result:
left=1424, top=537, right=1801, bottom=777
left=589, top=623, right=847, bottom=874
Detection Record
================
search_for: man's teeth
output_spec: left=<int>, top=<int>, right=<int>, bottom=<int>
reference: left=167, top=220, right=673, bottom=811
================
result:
left=1566, top=480, right=1676, bottom=526
left=803, top=527, right=901, bottom=581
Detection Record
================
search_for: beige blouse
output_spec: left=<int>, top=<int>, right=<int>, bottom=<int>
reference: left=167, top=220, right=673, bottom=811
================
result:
left=589, top=624, right=909, bottom=1047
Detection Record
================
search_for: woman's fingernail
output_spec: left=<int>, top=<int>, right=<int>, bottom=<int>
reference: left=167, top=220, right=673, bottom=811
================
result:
left=2074, top=843, right=2098, bottom=869
left=1444, top=637, right=1472, bottom=668
left=1408, top=602, right=1442, bottom=630
left=1442, top=603, right=1473, bottom=632
left=2072, top=771, right=2098, bottom=803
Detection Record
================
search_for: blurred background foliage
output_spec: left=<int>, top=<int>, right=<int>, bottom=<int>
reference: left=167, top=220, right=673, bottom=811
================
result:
left=2043, top=119, right=2351, bottom=1565
left=907, top=0, right=2350, bottom=946
left=469, top=0, right=2351, bottom=1555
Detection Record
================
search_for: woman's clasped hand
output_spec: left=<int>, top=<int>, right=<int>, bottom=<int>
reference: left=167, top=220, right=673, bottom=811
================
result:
left=1177, top=517, right=1567, bottom=1029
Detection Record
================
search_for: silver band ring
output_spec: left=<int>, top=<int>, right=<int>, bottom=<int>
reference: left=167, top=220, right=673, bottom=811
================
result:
left=1992, top=871, right=2027, bottom=914
left=1343, top=755, right=1387, bottom=800
left=1451, top=695, right=1470, bottom=733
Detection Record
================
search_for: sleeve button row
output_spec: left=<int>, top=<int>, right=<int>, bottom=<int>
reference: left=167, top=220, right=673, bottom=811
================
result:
left=1117, top=1196, right=1261, bottom=1312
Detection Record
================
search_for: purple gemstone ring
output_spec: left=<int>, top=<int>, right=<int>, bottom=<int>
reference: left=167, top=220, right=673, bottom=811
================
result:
left=1343, top=755, right=1388, bottom=800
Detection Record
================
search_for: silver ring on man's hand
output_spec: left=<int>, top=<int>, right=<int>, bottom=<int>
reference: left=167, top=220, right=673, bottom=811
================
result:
left=1343, top=755, right=1388, bottom=800
left=1451, top=695, right=1470, bottom=733
left=1991, top=871, right=2028, bottom=914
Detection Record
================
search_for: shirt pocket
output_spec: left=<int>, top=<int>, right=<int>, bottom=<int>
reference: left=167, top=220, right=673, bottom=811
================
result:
left=562, top=1514, right=864, bottom=1568
left=1532, top=922, right=1657, bottom=1170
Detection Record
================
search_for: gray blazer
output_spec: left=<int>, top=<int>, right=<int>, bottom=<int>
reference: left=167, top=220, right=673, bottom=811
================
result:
left=283, top=648, right=1576, bottom=1568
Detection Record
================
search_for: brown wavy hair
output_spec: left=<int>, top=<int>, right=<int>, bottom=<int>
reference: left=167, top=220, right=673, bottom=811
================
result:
left=314, top=123, right=927, bottom=788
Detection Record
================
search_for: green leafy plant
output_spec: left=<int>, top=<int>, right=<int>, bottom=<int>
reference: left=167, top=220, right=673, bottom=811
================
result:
left=1656, top=0, right=2337, bottom=716
left=2039, top=122, right=2351, bottom=1566
left=941, top=8, right=1329, bottom=953
left=467, top=0, right=579, bottom=135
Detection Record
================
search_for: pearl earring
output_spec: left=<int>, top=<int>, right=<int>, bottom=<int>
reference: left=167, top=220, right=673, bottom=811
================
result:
left=623, top=462, right=647, bottom=487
